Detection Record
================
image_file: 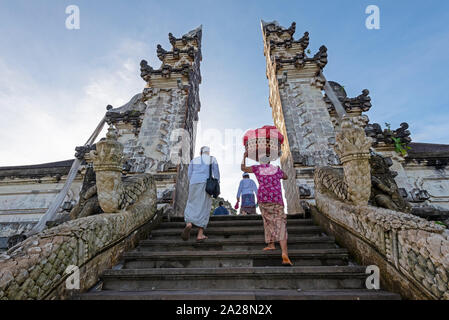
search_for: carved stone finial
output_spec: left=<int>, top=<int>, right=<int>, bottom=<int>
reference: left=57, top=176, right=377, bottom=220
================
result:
left=312, top=46, right=328, bottom=69
left=365, top=122, right=412, bottom=149
left=169, top=32, right=176, bottom=46
left=299, top=31, right=309, bottom=50
left=89, top=125, right=124, bottom=213
left=157, top=44, right=168, bottom=61
left=334, top=116, right=373, bottom=206
left=140, top=60, right=153, bottom=82
left=325, top=83, right=372, bottom=118
left=91, top=126, right=123, bottom=171
left=288, top=22, right=296, bottom=36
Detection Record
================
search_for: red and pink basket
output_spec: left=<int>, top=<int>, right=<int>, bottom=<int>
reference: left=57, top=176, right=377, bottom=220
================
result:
left=243, top=125, right=284, bottom=162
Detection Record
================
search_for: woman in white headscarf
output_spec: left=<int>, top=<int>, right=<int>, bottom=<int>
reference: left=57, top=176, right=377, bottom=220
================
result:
left=182, top=146, right=220, bottom=242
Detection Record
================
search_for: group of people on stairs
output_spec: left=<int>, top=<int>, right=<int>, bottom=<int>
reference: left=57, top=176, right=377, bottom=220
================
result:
left=182, top=146, right=293, bottom=266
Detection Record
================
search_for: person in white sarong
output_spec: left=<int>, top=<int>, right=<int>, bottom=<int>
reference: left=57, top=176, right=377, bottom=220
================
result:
left=182, top=146, right=220, bottom=242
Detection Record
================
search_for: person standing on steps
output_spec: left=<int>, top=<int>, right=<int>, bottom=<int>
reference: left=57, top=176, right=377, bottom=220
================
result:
left=241, top=151, right=293, bottom=266
left=236, top=172, right=258, bottom=215
left=182, top=146, right=220, bottom=242
left=213, top=201, right=230, bottom=216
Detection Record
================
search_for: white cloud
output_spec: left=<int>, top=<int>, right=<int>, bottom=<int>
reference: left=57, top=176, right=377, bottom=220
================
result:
left=0, top=39, right=150, bottom=166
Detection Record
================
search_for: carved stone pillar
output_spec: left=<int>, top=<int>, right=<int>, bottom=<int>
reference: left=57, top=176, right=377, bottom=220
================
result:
left=334, top=117, right=373, bottom=206
left=89, top=126, right=124, bottom=213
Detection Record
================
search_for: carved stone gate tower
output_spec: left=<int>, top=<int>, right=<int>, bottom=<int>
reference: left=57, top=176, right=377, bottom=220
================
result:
left=261, top=21, right=339, bottom=214
left=106, top=26, right=203, bottom=217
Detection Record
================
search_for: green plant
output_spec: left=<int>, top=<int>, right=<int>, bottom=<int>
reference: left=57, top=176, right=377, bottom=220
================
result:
left=385, top=123, right=412, bottom=156
left=391, top=136, right=412, bottom=156
left=435, top=221, right=447, bottom=228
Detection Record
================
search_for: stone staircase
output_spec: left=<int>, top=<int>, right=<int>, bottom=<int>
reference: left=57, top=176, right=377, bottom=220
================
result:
left=78, top=214, right=401, bottom=300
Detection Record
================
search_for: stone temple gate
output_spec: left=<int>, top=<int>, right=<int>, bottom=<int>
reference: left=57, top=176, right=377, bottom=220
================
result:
left=0, top=23, right=449, bottom=301
left=261, top=21, right=449, bottom=219
left=2, top=23, right=449, bottom=239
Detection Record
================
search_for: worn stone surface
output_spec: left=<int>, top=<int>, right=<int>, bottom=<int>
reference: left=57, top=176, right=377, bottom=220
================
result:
left=0, top=176, right=158, bottom=300
left=314, top=191, right=449, bottom=300
left=311, top=206, right=429, bottom=300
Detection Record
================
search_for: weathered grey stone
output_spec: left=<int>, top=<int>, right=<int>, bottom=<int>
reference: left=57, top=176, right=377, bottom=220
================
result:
left=315, top=188, right=449, bottom=300
left=0, top=149, right=159, bottom=300
left=15, top=270, right=29, bottom=286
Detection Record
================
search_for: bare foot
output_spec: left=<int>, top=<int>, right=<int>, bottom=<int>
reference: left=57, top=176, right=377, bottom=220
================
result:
left=196, top=235, right=208, bottom=242
left=263, top=244, right=276, bottom=251
left=282, top=253, right=293, bottom=266
left=181, top=223, right=192, bottom=241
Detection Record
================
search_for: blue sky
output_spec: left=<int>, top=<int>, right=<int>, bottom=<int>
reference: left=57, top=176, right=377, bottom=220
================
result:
left=1, top=0, right=449, bottom=204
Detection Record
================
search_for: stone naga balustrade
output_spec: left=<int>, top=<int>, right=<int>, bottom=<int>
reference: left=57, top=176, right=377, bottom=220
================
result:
left=0, top=127, right=158, bottom=300
left=314, top=116, right=372, bottom=206
left=313, top=116, right=449, bottom=300
left=314, top=192, right=449, bottom=299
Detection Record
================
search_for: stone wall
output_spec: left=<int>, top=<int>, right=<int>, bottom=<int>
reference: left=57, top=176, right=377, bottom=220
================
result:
left=0, top=160, right=83, bottom=239
left=0, top=176, right=158, bottom=300
left=314, top=191, right=449, bottom=300
left=403, top=143, right=449, bottom=213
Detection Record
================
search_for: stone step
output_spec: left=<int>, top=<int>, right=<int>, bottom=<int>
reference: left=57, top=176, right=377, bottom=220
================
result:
left=78, top=289, right=401, bottom=300
left=138, top=236, right=338, bottom=252
left=158, top=219, right=314, bottom=229
left=122, top=249, right=349, bottom=268
left=101, top=266, right=368, bottom=291
left=149, top=226, right=324, bottom=240
left=163, top=214, right=303, bottom=222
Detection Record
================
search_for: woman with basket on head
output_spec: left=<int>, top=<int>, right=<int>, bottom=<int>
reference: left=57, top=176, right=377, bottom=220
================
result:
left=241, top=126, right=293, bottom=266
